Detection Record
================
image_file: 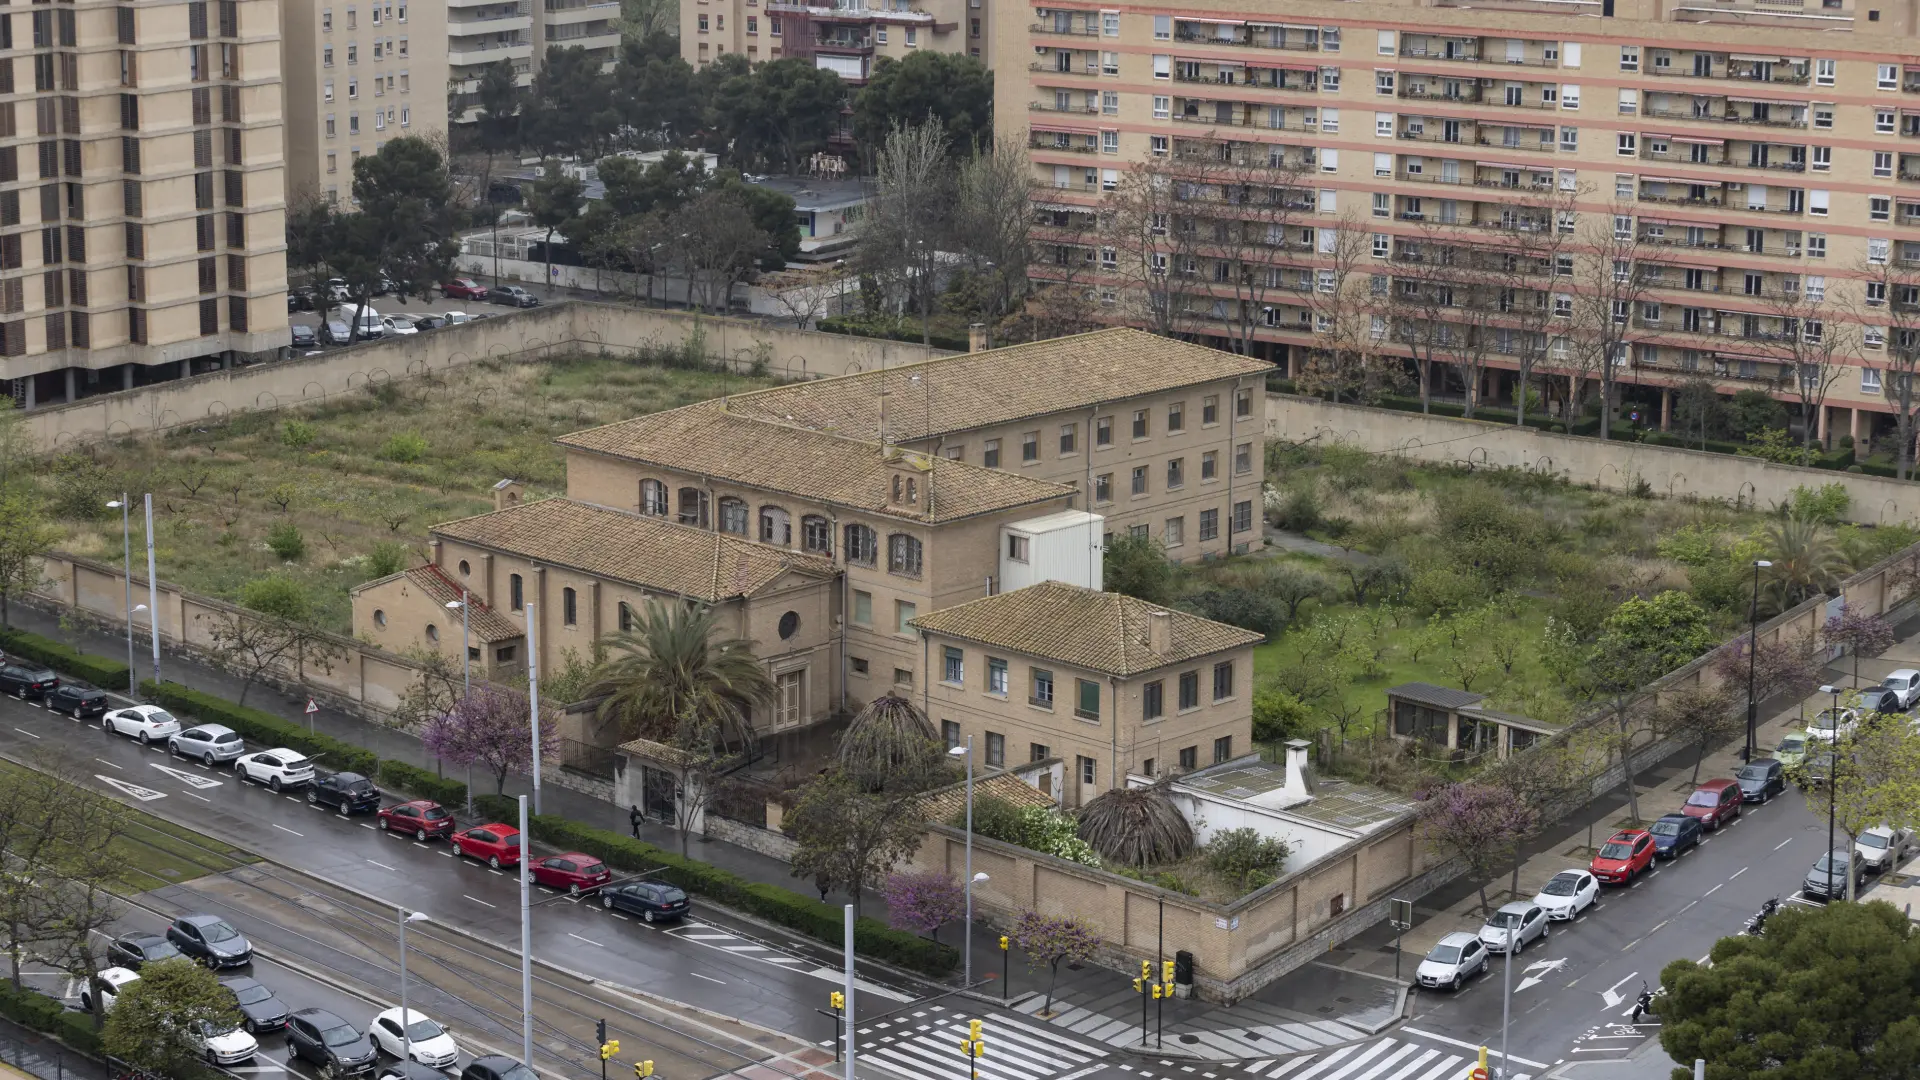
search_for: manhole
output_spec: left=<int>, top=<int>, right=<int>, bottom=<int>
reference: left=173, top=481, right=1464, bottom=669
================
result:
left=1316, top=1005, right=1335, bottom=1014
left=1245, top=1031, right=1263, bottom=1041
left=1179, top=1034, right=1199, bottom=1045
left=1066, top=962, right=1084, bottom=971
left=1336, top=996, right=1353, bottom=1004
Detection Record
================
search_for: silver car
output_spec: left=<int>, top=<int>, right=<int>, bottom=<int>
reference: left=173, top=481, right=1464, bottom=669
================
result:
left=1478, top=901, right=1549, bottom=955
left=170, top=724, right=245, bottom=766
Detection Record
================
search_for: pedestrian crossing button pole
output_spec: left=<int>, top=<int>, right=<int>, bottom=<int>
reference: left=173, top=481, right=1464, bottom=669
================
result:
left=999, top=935, right=1010, bottom=1002
left=1389, top=899, right=1413, bottom=983
left=830, top=991, right=845, bottom=1062
left=1134, top=962, right=1151, bottom=1046
left=960, top=1020, right=985, bottom=1080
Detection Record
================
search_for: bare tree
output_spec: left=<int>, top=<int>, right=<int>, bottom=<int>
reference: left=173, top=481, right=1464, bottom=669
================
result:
left=200, top=609, right=301, bottom=705
left=1567, top=202, right=1654, bottom=437
left=860, top=120, right=953, bottom=347
left=1501, top=185, right=1583, bottom=426
left=1296, top=212, right=1395, bottom=403
left=954, top=139, right=1034, bottom=349
left=672, top=191, right=770, bottom=314
left=1856, top=253, right=1920, bottom=476
left=1101, top=151, right=1204, bottom=339
left=1762, top=286, right=1858, bottom=454
left=1169, top=135, right=1317, bottom=357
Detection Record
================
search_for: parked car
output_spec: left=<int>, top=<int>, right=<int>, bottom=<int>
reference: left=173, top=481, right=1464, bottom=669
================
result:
left=1855, top=826, right=1915, bottom=872
left=459, top=1055, right=537, bottom=1080
left=106, top=932, right=182, bottom=970
left=1649, top=813, right=1704, bottom=858
left=377, top=800, right=455, bottom=841
left=369, top=1008, right=459, bottom=1068
left=1775, top=732, right=1810, bottom=768
left=1681, top=779, right=1744, bottom=830
left=79, top=967, right=139, bottom=1013
left=1590, top=829, right=1657, bottom=885
left=233, top=748, right=314, bottom=791
left=0, top=664, right=58, bottom=699
left=340, top=304, right=384, bottom=340
left=170, top=724, right=246, bottom=766
left=1477, top=901, right=1549, bottom=955
left=220, top=976, right=289, bottom=1033
left=103, top=705, right=182, bottom=744
left=288, top=288, right=317, bottom=312
left=318, top=319, right=354, bottom=346
left=167, top=914, right=252, bottom=968
left=1808, top=706, right=1860, bottom=743
left=291, top=324, right=318, bottom=349
left=309, top=772, right=381, bottom=814
left=599, top=880, right=689, bottom=923
left=1803, top=848, right=1863, bottom=900
left=1736, top=758, right=1786, bottom=804
left=1803, top=749, right=1838, bottom=786
left=189, top=1018, right=259, bottom=1065
left=381, top=315, right=419, bottom=336
left=1415, top=932, right=1489, bottom=992
left=378, top=1063, right=450, bottom=1080
left=47, top=684, right=108, bottom=719
left=286, top=1009, right=378, bottom=1077
left=449, top=824, right=521, bottom=869
left=324, top=279, right=351, bottom=302
left=530, top=853, right=611, bottom=895
left=441, top=279, right=488, bottom=301
left=1882, top=668, right=1920, bottom=710
left=1531, top=870, right=1598, bottom=921
left=490, top=285, right=540, bottom=308
left=441, top=311, right=473, bottom=325
left=1856, top=686, right=1908, bottom=718
left=412, top=315, right=450, bottom=331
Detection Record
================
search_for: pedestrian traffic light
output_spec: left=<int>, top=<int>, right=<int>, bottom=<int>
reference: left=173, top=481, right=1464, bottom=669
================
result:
left=969, top=1020, right=983, bottom=1042
left=1133, top=977, right=1144, bottom=993
left=830, top=991, right=845, bottom=1011
left=1162, top=960, right=1175, bottom=985
left=961, top=1019, right=986, bottom=1060
left=596, top=1020, right=607, bottom=1045
left=600, top=1041, right=620, bottom=1061
left=1140, top=960, right=1151, bottom=979
left=634, top=1061, right=654, bottom=1079
left=1153, top=983, right=1164, bottom=1000
left=999, top=935, right=1009, bottom=951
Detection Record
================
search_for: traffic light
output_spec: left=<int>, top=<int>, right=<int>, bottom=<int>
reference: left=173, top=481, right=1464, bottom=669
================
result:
left=960, top=1019, right=986, bottom=1060
left=1132, top=977, right=1144, bottom=993
left=596, top=1020, right=607, bottom=1045
left=1140, top=960, right=1151, bottom=980
left=830, top=991, right=844, bottom=1011
left=968, top=1020, right=983, bottom=1042
left=599, top=1041, right=620, bottom=1061
left=1162, top=960, right=1175, bottom=985
left=998, top=935, right=1009, bottom=951
left=634, top=1061, right=654, bottom=1079
left=1153, top=983, right=1164, bottom=1000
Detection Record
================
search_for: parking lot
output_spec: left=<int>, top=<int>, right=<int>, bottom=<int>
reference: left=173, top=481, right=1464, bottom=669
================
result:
left=286, top=277, right=582, bottom=349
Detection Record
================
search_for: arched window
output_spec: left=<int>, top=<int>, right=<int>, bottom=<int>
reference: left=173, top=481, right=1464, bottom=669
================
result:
left=802, top=515, right=832, bottom=556
left=718, top=497, right=749, bottom=535
left=888, top=534, right=923, bottom=577
left=425, top=623, right=440, bottom=642
left=618, top=601, right=634, bottom=632
left=845, top=524, right=878, bottom=567
left=640, top=479, right=669, bottom=517
left=457, top=559, right=471, bottom=577
left=509, top=573, right=524, bottom=611
left=677, top=487, right=710, bottom=528
left=760, top=506, right=791, bottom=546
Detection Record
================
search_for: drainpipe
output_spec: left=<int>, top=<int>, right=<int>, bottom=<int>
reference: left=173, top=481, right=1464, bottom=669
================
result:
left=1110, top=674, right=1122, bottom=790
left=1087, top=403, right=1101, bottom=585
left=829, top=509, right=847, bottom=712
left=921, top=631, right=930, bottom=723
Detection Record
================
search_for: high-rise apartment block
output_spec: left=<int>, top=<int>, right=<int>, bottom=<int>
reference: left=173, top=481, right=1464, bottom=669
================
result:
left=683, top=0, right=988, bottom=80
left=446, top=0, right=617, bottom=122
left=280, top=0, right=447, bottom=198
left=0, top=0, right=288, bottom=407
left=1011, top=0, right=1920, bottom=444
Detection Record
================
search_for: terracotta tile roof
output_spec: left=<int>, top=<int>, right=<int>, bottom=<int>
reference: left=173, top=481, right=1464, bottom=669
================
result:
left=403, top=565, right=522, bottom=642
left=911, top=580, right=1265, bottom=677
left=556, top=405, right=1075, bottom=524
left=431, top=498, right=835, bottom=602
left=915, top=771, right=1058, bottom=823
left=723, top=328, right=1272, bottom=441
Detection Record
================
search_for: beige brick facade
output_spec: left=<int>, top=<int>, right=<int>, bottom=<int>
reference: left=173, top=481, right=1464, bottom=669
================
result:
left=683, top=0, right=989, bottom=81
left=280, top=0, right=447, bottom=201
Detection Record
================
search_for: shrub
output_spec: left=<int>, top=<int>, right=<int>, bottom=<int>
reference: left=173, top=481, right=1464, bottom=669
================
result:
left=0, top=627, right=130, bottom=690
left=50, top=453, right=114, bottom=521
left=141, top=681, right=378, bottom=776
left=0, top=979, right=101, bottom=1055
left=965, top=794, right=1028, bottom=845
left=281, top=420, right=318, bottom=449
left=239, top=574, right=312, bottom=621
left=265, top=522, right=307, bottom=562
left=380, top=432, right=429, bottom=463
left=375, top=760, right=468, bottom=807
left=1270, top=486, right=1322, bottom=533
left=1179, top=588, right=1282, bottom=637
left=1252, top=685, right=1313, bottom=742
left=365, top=540, right=411, bottom=579
left=1787, top=483, right=1851, bottom=525
left=1204, top=827, right=1291, bottom=892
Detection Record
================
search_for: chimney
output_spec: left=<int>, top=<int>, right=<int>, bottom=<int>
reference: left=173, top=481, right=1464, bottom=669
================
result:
left=968, top=323, right=986, bottom=352
left=492, top=478, right=524, bottom=511
left=1146, top=610, right=1171, bottom=654
left=1283, top=739, right=1313, bottom=797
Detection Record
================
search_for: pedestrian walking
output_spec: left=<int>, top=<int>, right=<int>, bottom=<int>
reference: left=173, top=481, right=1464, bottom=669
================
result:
left=629, top=804, right=643, bottom=838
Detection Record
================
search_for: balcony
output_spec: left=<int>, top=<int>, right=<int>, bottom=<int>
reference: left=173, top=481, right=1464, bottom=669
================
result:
left=1030, top=130, right=1098, bottom=154
left=1172, top=22, right=1321, bottom=51
left=1640, top=140, right=1807, bottom=173
left=448, top=37, right=533, bottom=65
left=1030, top=60, right=1097, bottom=76
left=1029, top=100, right=1099, bottom=115
left=1029, top=20, right=1097, bottom=36
left=1398, top=37, right=1481, bottom=63
left=1398, top=83, right=1484, bottom=105
left=1642, top=102, right=1808, bottom=129
left=544, top=0, right=618, bottom=24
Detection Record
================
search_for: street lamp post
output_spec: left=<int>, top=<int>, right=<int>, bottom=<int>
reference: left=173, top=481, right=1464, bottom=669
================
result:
left=1745, top=560, right=1773, bottom=762
left=143, top=495, right=160, bottom=685
left=446, top=596, right=472, bottom=815
left=527, top=600, right=541, bottom=816
left=519, top=794, right=534, bottom=1067
left=1819, top=683, right=1841, bottom=899
left=397, top=908, right=428, bottom=1064
left=947, top=738, right=975, bottom=986
left=107, top=498, right=136, bottom=685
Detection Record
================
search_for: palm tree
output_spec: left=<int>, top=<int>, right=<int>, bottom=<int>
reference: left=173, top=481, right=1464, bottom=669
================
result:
left=1762, top=517, right=1851, bottom=612
left=586, top=599, right=776, bottom=751
left=836, top=694, right=946, bottom=792
left=1076, top=783, right=1194, bottom=868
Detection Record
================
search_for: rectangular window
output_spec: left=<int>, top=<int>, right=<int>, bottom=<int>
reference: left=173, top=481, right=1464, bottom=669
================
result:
left=1212, top=660, right=1234, bottom=701
left=1232, top=500, right=1254, bottom=534
left=1031, top=669, right=1055, bottom=708
left=1032, top=743, right=1051, bottom=763
left=988, top=657, right=1008, bottom=695
left=1131, top=409, right=1148, bottom=438
left=943, top=647, right=964, bottom=685
left=509, top=573, right=523, bottom=611
left=986, top=732, right=1005, bottom=766
left=982, top=439, right=1000, bottom=468
left=1199, top=508, right=1219, bottom=541
left=1143, top=680, right=1164, bottom=721
left=1234, top=442, right=1253, bottom=475
left=1021, top=430, right=1039, bottom=462
left=1235, top=388, right=1253, bottom=417
left=1816, top=58, right=1835, bottom=86
left=1178, top=745, right=1197, bottom=771
left=1166, top=457, right=1184, bottom=488
left=1213, top=735, right=1233, bottom=764
left=1095, top=416, right=1113, bottom=445
left=1153, top=14, right=1168, bottom=39
left=895, top=599, right=916, bottom=634
left=561, top=587, right=577, bottom=626
left=1094, top=474, right=1112, bottom=502
left=894, top=668, right=914, bottom=687
left=1131, top=466, right=1147, bottom=495
left=1165, top=516, right=1184, bottom=547
left=1078, top=755, right=1096, bottom=787
left=1076, top=679, right=1100, bottom=720
left=1178, top=671, right=1199, bottom=710
left=1880, top=63, right=1899, bottom=90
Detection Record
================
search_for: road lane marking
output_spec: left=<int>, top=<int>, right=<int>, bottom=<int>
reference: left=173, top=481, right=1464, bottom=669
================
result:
left=95, top=758, right=122, bottom=770
left=181, top=791, right=212, bottom=802
left=360, top=823, right=377, bottom=830
left=1730, top=867, right=1748, bottom=879
left=1398, top=1029, right=1548, bottom=1070
left=1774, top=838, right=1793, bottom=850
left=688, top=973, right=725, bottom=984
left=150, top=763, right=221, bottom=789
left=566, top=933, right=603, bottom=947
left=1649, top=919, right=1670, bottom=934
left=11, top=728, right=38, bottom=739
left=464, top=895, right=496, bottom=908
left=96, top=775, right=165, bottom=801
left=610, top=914, right=628, bottom=921
left=367, top=860, right=398, bottom=872
left=1678, top=901, right=1697, bottom=914
left=272, top=824, right=303, bottom=836
left=1704, top=884, right=1723, bottom=897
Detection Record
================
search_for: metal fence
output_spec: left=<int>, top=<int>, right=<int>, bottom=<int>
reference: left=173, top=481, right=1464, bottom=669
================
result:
left=557, top=738, right=619, bottom=780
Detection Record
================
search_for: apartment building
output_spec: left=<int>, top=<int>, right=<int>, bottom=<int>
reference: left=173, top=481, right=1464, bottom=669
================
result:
left=0, top=0, right=288, bottom=407
left=682, top=0, right=988, bottom=80
left=447, top=0, right=617, bottom=122
left=281, top=0, right=447, bottom=199
left=1008, top=0, right=1920, bottom=445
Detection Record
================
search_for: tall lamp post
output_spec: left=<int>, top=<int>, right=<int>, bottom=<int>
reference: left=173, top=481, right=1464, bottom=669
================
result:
left=396, top=908, right=428, bottom=1063
left=947, top=738, right=975, bottom=986
left=1744, top=559, right=1773, bottom=762
left=1818, top=683, right=1841, bottom=900
left=107, top=498, right=136, bottom=684
left=143, top=495, right=160, bottom=684
left=445, top=596, right=473, bottom=816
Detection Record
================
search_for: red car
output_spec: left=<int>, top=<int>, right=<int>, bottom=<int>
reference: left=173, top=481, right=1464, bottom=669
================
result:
left=1590, top=829, right=1656, bottom=885
left=449, top=823, right=521, bottom=868
left=530, top=853, right=612, bottom=894
left=441, top=278, right=488, bottom=301
left=376, top=799, right=456, bottom=841
left=1681, top=779, right=1744, bottom=831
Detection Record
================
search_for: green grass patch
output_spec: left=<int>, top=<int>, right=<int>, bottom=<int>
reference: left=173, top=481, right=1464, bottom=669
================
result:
left=0, top=759, right=253, bottom=892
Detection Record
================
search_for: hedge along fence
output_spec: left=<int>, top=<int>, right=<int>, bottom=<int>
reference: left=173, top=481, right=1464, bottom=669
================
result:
left=142, top=681, right=380, bottom=776
left=470, top=795, right=958, bottom=977
left=0, top=978, right=103, bottom=1056
left=0, top=627, right=130, bottom=691
left=376, top=760, right=469, bottom=807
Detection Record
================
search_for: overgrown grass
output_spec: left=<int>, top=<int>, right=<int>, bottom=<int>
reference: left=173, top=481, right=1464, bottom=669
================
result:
left=47, top=356, right=774, bottom=633
left=0, top=760, right=254, bottom=892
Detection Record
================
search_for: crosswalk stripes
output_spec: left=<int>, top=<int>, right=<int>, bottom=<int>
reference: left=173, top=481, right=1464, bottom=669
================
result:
left=1010, top=993, right=1366, bottom=1054
left=1112, top=1037, right=1532, bottom=1080
left=662, top=919, right=815, bottom=967
left=854, top=1003, right=1108, bottom=1080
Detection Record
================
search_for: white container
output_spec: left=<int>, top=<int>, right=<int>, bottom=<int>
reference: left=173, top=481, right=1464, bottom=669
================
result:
left=1000, top=510, right=1104, bottom=593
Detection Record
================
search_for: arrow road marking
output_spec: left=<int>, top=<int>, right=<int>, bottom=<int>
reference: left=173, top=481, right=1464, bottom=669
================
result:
left=150, top=763, right=222, bottom=789
left=94, top=775, right=165, bottom=801
left=1600, top=972, right=1638, bottom=1010
left=1516, top=957, right=1567, bottom=992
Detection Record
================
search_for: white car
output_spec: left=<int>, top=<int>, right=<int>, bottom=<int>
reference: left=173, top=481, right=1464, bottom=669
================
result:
left=442, top=311, right=472, bottom=325
left=1532, top=869, right=1600, bottom=921
left=1807, top=706, right=1860, bottom=743
left=1855, top=826, right=1915, bottom=872
left=369, top=1008, right=459, bottom=1067
left=381, top=315, right=420, bottom=336
left=1883, top=669, right=1920, bottom=710
left=233, top=748, right=314, bottom=791
left=79, top=967, right=139, bottom=1013
left=1415, top=931, right=1490, bottom=992
left=1478, top=901, right=1549, bottom=955
left=103, top=705, right=182, bottom=745
left=189, top=1018, right=259, bottom=1064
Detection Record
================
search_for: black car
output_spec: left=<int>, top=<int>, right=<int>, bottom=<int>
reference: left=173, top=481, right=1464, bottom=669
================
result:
left=490, top=286, right=540, bottom=308
left=308, top=772, right=380, bottom=814
left=378, top=1064, right=449, bottom=1080
left=286, top=1009, right=377, bottom=1077
left=220, top=976, right=288, bottom=1033
left=599, top=881, right=690, bottom=923
left=0, top=664, right=58, bottom=699
left=460, top=1055, right=537, bottom=1080
left=47, top=685, right=108, bottom=719
left=167, top=914, right=252, bottom=968
left=1857, top=686, right=1908, bottom=718
left=1736, top=757, right=1786, bottom=804
left=106, top=932, right=182, bottom=970
left=1804, top=849, right=1863, bottom=900
left=291, top=324, right=318, bottom=349
left=288, top=288, right=317, bottom=313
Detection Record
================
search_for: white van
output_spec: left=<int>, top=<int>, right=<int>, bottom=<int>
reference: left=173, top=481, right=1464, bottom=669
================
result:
left=340, top=304, right=384, bottom=340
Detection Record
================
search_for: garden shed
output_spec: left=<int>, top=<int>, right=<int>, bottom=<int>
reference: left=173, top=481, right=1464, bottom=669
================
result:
left=1385, top=682, right=1560, bottom=760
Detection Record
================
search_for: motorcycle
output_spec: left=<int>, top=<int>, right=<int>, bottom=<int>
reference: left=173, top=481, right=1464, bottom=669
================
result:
left=1630, top=981, right=1659, bottom=1025
left=1744, top=896, right=1780, bottom=936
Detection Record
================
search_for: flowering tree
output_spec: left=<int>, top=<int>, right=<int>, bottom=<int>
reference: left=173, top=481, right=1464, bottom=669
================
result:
left=882, top=870, right=965, bottom=942
left=1710, top=633, right=1824, bottom=715
left=1825, top=607, right=1895, bottom=691
left=1010, top=910, right=1101, bottom=1017
left=1417, top=782, right=1538, bottom=916
left=421, top=684, right=560, bottom=795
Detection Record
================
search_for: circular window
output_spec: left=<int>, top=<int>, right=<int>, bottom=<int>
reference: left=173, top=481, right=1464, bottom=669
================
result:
left=778, top=611, right=801, bottom=640
left=458, top=560, right=471, bottom=577
left=425, top=623, right=440, bottom=642
left=373, top=609, right=387, bottom=628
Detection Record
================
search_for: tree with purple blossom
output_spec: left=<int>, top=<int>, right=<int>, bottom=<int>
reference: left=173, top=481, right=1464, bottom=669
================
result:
left=882, top=870, right=965, bottom=942
left=1010, top=910, right=1102, bottom=1017
left=1825, top=606, right=1895, bottom=692
left=421, top=684, right=560, bottom=795
left=1416, top=782, right=1538, bottom=916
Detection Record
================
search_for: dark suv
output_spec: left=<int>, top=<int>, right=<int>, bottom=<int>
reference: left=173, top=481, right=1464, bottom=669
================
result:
left=286, top=1009, right=377, bottom=1076
left=308, top=772, right=381, bottom=814
left=47, top=684, right=108, bottom=719
left=460, top=1055, right=537, bottom=1080
left=0, top=664, right=58, bottom=699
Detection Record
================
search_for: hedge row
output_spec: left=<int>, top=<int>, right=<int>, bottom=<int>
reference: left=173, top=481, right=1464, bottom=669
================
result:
left=376, top=760, right=469, bottom=807
left=0, top=627, right=130, bottom=691
left=0, top=980, right=101, bottom=1056
left=816, top=315, right=973, bottom=353
left=469, top=794, right=958, bottom=977
left=141, top=681, right=378, bottom=776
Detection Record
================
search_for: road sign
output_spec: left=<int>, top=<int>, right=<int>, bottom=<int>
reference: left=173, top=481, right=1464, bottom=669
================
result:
left=1470, top=1068, right=1488, bottom=1080
left=1389, top=897, right=1414, bottom=930
left=305, top=699, right=319, bottom=715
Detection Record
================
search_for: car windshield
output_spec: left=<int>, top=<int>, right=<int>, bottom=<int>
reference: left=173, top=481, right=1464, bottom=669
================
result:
left=1861, top=833, right=1890, bottom=849
left=201, top=922, right=239, bottom=943
left=404, top=1019, right=443, bottom=1041
left=1540, top=874, right=1580, bottom=896
left=1779, top=735, right=1806, bottom=752
left=145, top=710, right=176, bottom=724
left=217, top=733, right=241, bottom=744
left=1649, top=820, right=1681, bottom=836
left=499, top=1065, right=538, bottom=1080
left=1814, top=853, right=1850, bottom=872
left=660, top=887, right=686, bottom=902
left=233, top=985, right=271, bottom=1006
left=1598, top=842, right=1634, bottom=859
left=423, top=807, right=449, bottom=820
left=1737, top=765, right=1768, bottom=780
left=284, top=756, right=310, bottom=769
left=1427, top=944, right=1462, bottom=964
left=579, top=862, right=605, bottom=876
left=1685, top=790, right=1721, bottom=807
left=1813, top=710, right=1844, bottom=730
left=322, top=1025, right=361, bottom=1047
left=146, top=940, right=180, bottom=958
left=1490, top=911, right=1527, bottom=928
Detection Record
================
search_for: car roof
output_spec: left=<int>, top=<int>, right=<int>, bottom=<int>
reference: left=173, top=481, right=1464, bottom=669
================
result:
left=330, top=772, right=368, bottom=782
left=218, top=976, right=262, bottom=990
left=1863, top=825, right=1902, bottom=838
left=1547, top=868, right=1587, bottom=879
left=375, top=1007, right=432, bottom=1023
left=1436, top=931, right=1480, bottom=947
left=1744, top=756, right=1780, bottom=767
left=99, top=967, right=140, bottom=986
left=185, top=723, right=236, bottom=735
left=1887, top=668, right=1920, bottom=679
left=1493, top=900, right=1535, bottom=914
left=259, top=748, right=308, bottom=758
left=470, top=1055, right=521, bottom=1068
left=1695, top=778, right=1737, bottom=791
left=393, top=798, right=440, bottom=809
left=1607, top=829, right=1649, bottom=841
left=293, top=1008, right=347, bottom=1025
left=181, top=913, right=227, bottom=928
left=467, top=823, right=517, bottom=832
left=120, top=931, right=167, bottom=944
left=1655, top=812, right=1694, bottom=823
left=123, top=704, right=168, bottom=715
left=547, top=851, right=593, bottom=861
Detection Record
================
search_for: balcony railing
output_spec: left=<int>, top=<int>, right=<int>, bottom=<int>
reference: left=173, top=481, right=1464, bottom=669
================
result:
left=1028, top=61, right=1096, bottom=75
left=1641, top=149, right=1807, bottom=173
left=1638, top=230, right=1730, bottom=250
left=1642, top=105, right=1808, bottom=129
left=1398, top=45, right=1482, bottom=62
left=1398, top=85, right=1485, bottom=104
left=1173, top=26, right=1319, bottom=50
left=1030, top=138, right=1098, bottom=154
left=1029, top=101, right=1099, bottom=114
left=1029, top=21, right=1098, bottom=35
